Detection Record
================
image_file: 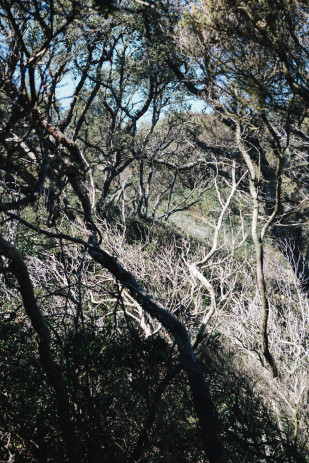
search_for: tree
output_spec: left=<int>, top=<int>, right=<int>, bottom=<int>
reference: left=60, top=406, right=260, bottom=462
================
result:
left=0, top=1, right=226, bottom=462
left=171, top=0, right=309, bottom=290
left=1, top=0, right=309, bottom=462
left=141, top=0, right=309, bottom=458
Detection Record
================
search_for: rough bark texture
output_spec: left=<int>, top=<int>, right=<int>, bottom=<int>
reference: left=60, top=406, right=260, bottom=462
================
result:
left=0, top=237, right=82, bottom=463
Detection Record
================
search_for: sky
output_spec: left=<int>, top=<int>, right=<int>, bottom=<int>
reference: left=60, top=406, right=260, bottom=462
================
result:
left=55, top=73, right=209, bottom=115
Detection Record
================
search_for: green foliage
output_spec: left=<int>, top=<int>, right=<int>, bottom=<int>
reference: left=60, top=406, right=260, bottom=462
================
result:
left=92, top=0, right=115, bottom=18
left=0, top=321, right=64, bottom=462
left=0, top=318, right=204, bottom=462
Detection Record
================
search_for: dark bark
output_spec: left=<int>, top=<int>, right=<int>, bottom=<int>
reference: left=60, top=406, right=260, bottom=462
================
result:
left=0, top=237, right=82, bottom=463
left=132, top=364, right=183, bottom=461
left=88, top=245, right=226, bottom=463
